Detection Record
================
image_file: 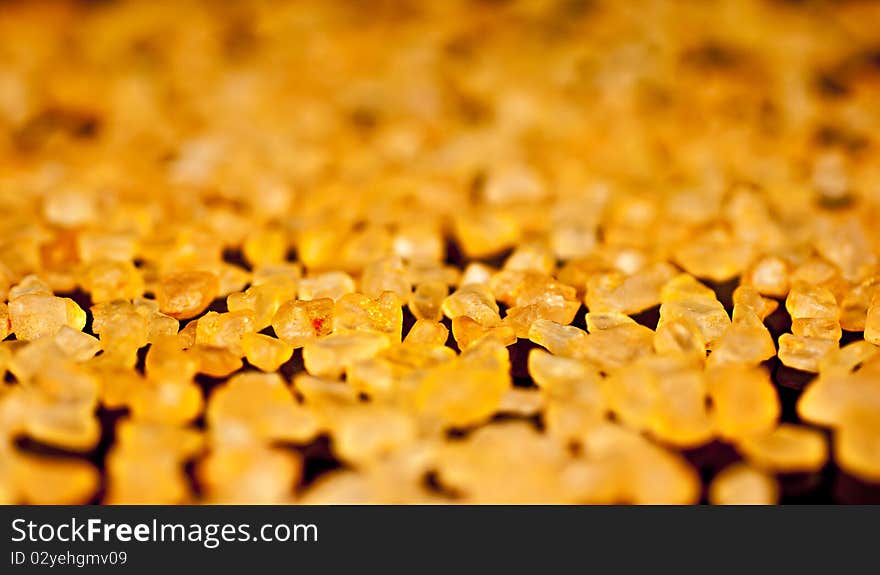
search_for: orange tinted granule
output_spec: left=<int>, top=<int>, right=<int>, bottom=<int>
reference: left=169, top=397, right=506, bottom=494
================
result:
left=2, top=0, right=879, bottom=505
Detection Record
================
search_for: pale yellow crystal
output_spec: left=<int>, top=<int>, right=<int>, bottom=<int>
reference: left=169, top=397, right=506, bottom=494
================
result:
left=452, top=316, right=516, bottom=350
left=737, top=424, right=828, bottom=472
left=156, top=271, right=219, bottom=320
left=742, top=256, right=790, bottom=298
left=441, top=284, right=501, bottom=327
left=272, top=298, right=334, bottom=348
left=437, top=422, right=569, bottom=503
left=658, top=275, right=730, bottom=349
left=453, top=209, right=520, bottom=259
left=413, top=339, right=511, bottom=428
left=361, top=256, right=411, bottom=300
left=404, top=319, right=449, bottom=346
left=303, top=332, right=391, bottom=379
left=653, top=317, right=706, bottom=362
left=333, top=291, right=403, bottom=341
left=585, top=262, right=677, bottom=315
left=80, top=259, right=144, bottom=303
left=242, top=332, right=294, bottom=372
left=13, top=455, right=99, bottom=504
left=331, top=406, right=417, bottom=465
left=528, top=319, right=589, bottom=358
left=778, top=334, right=837, bottom=373
left=707, top=365, right=780, bottom=440
left=834, top=406, right=880, bottom=482
left=227, top=282, right=297, bottom=330
left=408, top=281, right=447, bottom=322
left=207, top=372, right=320, bottom=446
left=243, top=226, right=288, bottom=268
left=8, top=294, right=86, bottom=341
left=195, top=310, right=257, bottom=356
left=198, top=446, right=300, bottom=504
left=298, top=271, right=356, bottom=301
left=709, top=463, right=778, bottom=505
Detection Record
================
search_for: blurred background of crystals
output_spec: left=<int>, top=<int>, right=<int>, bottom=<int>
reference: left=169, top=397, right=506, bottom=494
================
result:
left=0, top=0, right=879, bottom=504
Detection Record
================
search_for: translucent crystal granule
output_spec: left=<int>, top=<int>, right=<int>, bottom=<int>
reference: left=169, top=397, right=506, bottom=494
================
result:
left=0, top=0, right=878, bottom=505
